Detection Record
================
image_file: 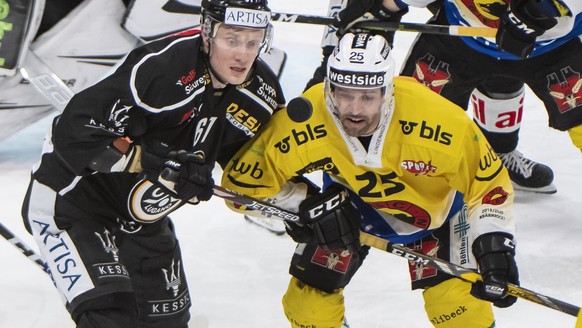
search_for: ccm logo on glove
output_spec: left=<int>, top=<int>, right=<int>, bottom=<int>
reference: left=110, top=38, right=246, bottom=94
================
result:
left=306, top=190, right=349, bottom=220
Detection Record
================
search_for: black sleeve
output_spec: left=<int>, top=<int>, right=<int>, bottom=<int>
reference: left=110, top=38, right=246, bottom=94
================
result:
left=52, top=33, right=206, bottom=175
left=53, top=55, right=143, bottom=175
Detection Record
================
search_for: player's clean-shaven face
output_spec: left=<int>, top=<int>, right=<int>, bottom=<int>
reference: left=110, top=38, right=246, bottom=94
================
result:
left=332, top=85, right=384, bottom=137
left=205, top=25, right=265, bottom=86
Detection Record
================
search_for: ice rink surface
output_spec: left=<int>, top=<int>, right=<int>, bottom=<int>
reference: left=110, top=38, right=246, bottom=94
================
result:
left=0, top=1, right=581, bottom=327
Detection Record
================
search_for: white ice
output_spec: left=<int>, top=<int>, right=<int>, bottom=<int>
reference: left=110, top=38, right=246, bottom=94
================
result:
left=0, top=1, right=581, bottom=327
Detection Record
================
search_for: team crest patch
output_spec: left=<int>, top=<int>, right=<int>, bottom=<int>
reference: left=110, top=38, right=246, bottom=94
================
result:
left=413, top=53, right=451, bottom=94
left=311, top=247, right=352, bottom=273
left=128, top=179, right=183, bottom=223
left=547, top=66, right=582, bottom=113
left=408, top=237, right=440, bottom=281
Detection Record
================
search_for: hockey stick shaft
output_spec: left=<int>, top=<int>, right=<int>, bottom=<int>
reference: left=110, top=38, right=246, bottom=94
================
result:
left=0, top=222, right=47, bottom=271
left=359, top=233, right=582, bottom=318
left=212, top=185, right=582, bottom=320
left=180, top=5, right=496, bottom=38
left=355, top=21, right=496, bottom=38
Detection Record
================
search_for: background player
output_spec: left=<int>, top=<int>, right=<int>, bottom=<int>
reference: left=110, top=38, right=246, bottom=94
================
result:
left=307, top=0, right=582, bottom=194
left=399, top=0, right=582, bottom=193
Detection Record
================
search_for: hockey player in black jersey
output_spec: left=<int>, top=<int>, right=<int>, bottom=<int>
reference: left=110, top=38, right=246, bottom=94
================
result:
left=20, top=0, right=285, bottom=327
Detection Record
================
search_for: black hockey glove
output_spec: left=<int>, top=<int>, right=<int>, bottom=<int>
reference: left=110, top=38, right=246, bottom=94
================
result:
left=140, top=140, right=214, bottom=202
left=333, top=0, right=408, bottom=42
left=287, top=183, right=362, bottom=253
left=496, top=0, right=559, bottom=58
left=171, top=150, right=214, bottom=202
left=470, top=232, right=519, bottom=308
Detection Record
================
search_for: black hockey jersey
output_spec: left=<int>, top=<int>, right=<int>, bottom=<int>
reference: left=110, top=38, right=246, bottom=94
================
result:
left=24, top=30, right=285, bottom=224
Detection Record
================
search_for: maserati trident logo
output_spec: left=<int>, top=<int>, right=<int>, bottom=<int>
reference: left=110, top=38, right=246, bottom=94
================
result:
left=95, top=229, right=119, bottom=261
left=163, top=259, right=182, bottom=297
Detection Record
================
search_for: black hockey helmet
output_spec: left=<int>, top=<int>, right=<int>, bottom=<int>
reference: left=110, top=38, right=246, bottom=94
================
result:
left=200, top=0, right=273, bottom=52
left=201, top=0, right=271, bottom=24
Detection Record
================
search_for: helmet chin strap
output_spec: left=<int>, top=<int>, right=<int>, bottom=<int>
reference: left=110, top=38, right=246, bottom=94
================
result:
left=360, top=101, right=389, bottom=137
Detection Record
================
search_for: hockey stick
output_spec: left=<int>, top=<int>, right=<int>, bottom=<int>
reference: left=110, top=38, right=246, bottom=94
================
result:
left=0, top=221, right=47, bottom=272
left=209, top=184, right=582, bottom=324
left=179, top=5, right=496, bottom=38
left=360, top=233, right=582, bottom=322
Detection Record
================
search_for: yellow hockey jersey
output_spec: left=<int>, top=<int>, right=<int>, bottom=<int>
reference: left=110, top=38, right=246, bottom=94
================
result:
left=222, top=77, right=515, bottom=244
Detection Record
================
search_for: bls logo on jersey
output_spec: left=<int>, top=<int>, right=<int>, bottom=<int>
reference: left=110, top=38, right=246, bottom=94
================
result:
left=547, top=66, right=582, bottom=113
left=275, top=124, right=327, bottom=153
left=399, top=120, right=452, bottom=145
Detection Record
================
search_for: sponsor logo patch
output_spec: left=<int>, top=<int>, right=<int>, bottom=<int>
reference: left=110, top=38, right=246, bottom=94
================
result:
left=295, top=157, right=340, bottom=175
left=477, top=143, right=503, bottom=181
left=328, top=67, right=385, bottom=88
left=176, top=68, right=205, bottom=95
left=230, top=158, right=264, bottom=179
left=482, top=186, right=508, bottom=205
left=226, top=102, right=261, bottom=137
left=369, top=200, right=431, bottom=229
left=401, top=160, right=437, bottom=175
left=398, top=120, right=452, bottom=145
left=224, top=7, right=270, bottom=28
left=274, top=124, right=327, bottom=153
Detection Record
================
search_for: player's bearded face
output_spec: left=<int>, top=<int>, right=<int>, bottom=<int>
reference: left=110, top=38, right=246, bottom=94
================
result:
left=207, top=25, right=265, bottom=85
left=332, top=86, right=384, bottom=137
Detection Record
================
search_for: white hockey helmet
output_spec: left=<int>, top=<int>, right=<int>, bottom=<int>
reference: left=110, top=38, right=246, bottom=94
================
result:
left=326, top=33, right=395, bottom=91
left=325, top=33, right=396, bottom=123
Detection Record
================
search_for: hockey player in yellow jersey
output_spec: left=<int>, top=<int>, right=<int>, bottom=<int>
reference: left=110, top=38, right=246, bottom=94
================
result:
left=222, top=33, right=519, bottom=328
